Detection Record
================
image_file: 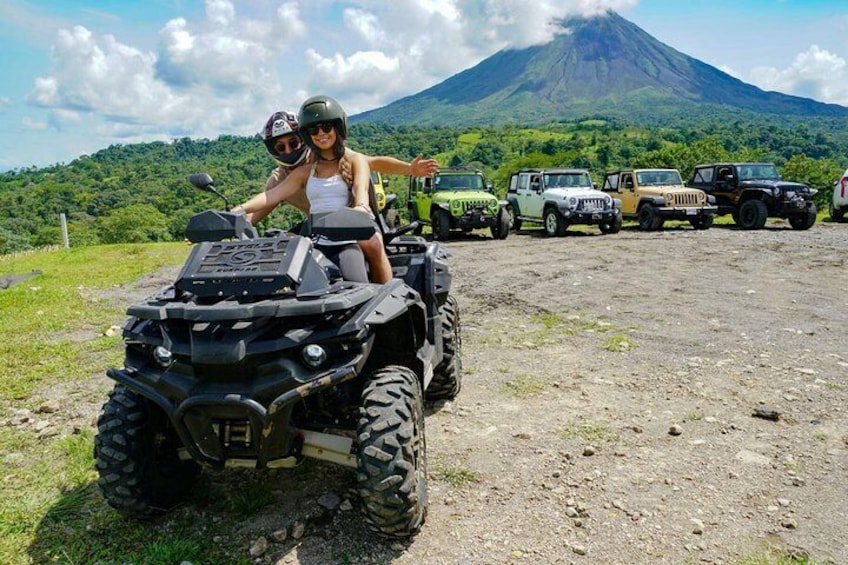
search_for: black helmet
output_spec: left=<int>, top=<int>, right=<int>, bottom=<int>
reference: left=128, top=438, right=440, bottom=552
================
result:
left=262, top=111, right=307, bottom=167
left=298, top=95, right=348, bottom=140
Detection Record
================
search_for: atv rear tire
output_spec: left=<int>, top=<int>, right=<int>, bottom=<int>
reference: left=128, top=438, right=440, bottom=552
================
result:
left=357, top=366, right=427, bottom=538
left=427, top=295, right=462, bottom=401
left=94, top=384, right=199, bottom=518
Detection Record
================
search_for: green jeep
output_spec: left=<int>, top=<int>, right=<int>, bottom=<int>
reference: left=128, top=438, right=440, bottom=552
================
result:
left=408, top=166, right=510, bottom=241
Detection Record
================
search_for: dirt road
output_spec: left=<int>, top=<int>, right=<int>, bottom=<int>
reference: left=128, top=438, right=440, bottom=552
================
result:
left=40, top=220, right=848, bottom=564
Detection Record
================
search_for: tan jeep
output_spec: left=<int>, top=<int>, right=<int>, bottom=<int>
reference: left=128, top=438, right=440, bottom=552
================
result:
left=601, top=169, right=717, bottom=231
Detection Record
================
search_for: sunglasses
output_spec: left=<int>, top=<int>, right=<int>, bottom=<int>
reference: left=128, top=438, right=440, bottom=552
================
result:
left=273, top=136, right=302, bottom=154
left=307, top=122, right=335, bottom=136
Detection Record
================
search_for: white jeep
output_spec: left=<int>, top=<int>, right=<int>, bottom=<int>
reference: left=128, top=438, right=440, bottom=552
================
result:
left=831, top=168, right=848, bottom=222
left=507, top=168, right=622, bottom=236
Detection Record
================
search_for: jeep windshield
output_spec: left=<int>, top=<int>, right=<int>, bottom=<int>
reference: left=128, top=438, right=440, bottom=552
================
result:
left=434, top=174, right=485, bottom=191
left=636, top=170, right=683, bottom=186
left=737, top=164, right=780, bottom=181
left=544, top=173, right=592, bottom=189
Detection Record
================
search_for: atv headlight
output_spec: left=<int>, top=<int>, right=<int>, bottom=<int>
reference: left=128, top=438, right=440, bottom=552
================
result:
left=153, top=346, right=173, bottom=367
left=302, top=344, right=328, bottom=368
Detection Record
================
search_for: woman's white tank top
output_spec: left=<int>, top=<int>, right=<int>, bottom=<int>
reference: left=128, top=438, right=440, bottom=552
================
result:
left=306, top=164, right=352, bottom=245
left=306, top=167, right=350, bottom=214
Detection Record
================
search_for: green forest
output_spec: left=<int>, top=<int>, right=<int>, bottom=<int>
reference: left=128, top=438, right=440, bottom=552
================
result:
left=1, top=117, right=845, bottom=254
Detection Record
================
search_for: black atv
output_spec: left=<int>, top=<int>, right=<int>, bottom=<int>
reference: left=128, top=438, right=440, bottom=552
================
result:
left=94, top=173, right=462, bottom=538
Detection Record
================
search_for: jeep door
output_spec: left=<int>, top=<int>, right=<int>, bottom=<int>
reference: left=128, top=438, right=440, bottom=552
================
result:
left=410, top=177, right=433, bottom=222
left=604, top=173, right=637, bottom=215
left=525, top=173, right=545, bottom=218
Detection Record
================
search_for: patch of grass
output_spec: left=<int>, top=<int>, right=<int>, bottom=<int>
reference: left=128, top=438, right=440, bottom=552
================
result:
left=822, top=381, right=844, bottom=390
left=603, top=334, right=634, bottom=352
left=501, top=375, right=545, bottom=398
left=736, top=545, right=818, bottom=564
left=432, top=459, right=480, bottom=487
left=0, top=243, right=190, bottom=403
left=556, top=423, right=619, bottom=443
left=0, top=243, right=200, bottom=564
left=812, top=431, right=828, bottom=442
left=227, top=482, right=276, bottom=516
left=685, top=412, right=704, bottom=422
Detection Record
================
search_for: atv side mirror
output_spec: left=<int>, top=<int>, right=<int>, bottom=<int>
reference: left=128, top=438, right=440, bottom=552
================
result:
left=189, top=173, right=215, bottom=192
left=189, top=172, right=231, bottom=210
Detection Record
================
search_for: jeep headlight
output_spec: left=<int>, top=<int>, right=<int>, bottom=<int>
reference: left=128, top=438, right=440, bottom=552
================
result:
left=450, top=200, right=461, bottom=212
left=489, top=200, right=498, bottom=212
left=773, top=187, right=782, bottom=197
left=665, top=194, right=674, bottom=205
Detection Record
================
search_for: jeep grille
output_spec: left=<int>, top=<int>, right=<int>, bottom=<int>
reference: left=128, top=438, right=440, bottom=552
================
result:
left=461, top=200, right=494, bottom=213
left=578, top=198, right=608, bottom=212
left=668, top=192, right=704, bottom=207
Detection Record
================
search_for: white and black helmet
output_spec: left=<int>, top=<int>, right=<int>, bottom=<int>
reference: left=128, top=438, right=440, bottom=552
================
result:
left=262, top=111, right=308, bottom=167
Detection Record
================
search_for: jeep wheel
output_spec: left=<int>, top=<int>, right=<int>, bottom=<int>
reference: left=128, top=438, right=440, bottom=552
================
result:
left=599, top=212, right=622, bottom=235
left=737, top=200, right=768, bottom=230
left=830, top=201, right=845, bottom=222
left=508, top=205, right=522, bottom=231
left=433, top=210, right=451, bottom=241
left=543, top=208, right=566, bottom=237
left=428, top=295, right=462, bottom=401
left=689, top=215, right=714, bottom=230
left=94, top=384, right=200, bottom=518
left=637, top=205, right=662, bottom=231
left=491, top=209, right=510, bottom=240
left=788, top=208, right=816, bottom=230
left=357, top=366, right=427, bottom=538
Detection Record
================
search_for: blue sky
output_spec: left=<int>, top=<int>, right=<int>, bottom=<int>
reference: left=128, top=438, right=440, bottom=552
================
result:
left=1, top=0, right=847, bottom=171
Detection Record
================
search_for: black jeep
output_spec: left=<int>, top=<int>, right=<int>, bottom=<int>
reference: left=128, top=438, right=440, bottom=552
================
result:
left=686, top=163, right=817, bottom=230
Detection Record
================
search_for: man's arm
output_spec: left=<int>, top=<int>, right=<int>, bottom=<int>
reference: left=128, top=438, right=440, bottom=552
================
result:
left=369, top=154, right=438, bottom=177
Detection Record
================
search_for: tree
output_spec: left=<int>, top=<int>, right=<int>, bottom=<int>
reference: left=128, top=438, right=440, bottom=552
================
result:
left=97, top=204, right=171, bottom=244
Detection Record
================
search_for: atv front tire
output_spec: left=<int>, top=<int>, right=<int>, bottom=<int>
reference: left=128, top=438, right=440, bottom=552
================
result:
left=94, top=384, right=199, bottom=518
left=357, top=366, right=427, bottom=538
left=427, top=295, right=462, bottom=401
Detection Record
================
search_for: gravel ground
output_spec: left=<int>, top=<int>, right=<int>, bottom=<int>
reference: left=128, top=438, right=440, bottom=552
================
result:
left=14, top=218, right=848, bottom=564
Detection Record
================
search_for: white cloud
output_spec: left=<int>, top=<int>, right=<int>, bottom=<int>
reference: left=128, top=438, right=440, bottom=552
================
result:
left=302, top=0, right=642, bottom=108
left=750, top=45, right=848, bottom=105
left=20, top=0, right=648, bottom=166
left=22, top=117, right=48, bottom=130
